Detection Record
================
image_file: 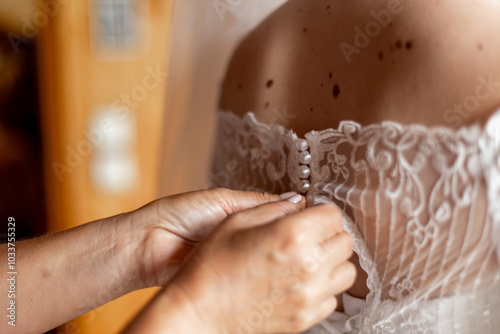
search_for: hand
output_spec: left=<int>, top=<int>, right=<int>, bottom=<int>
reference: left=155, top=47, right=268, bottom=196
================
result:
left=128, top=188, right=282, bottom=288
left=139, top=197, right=356, bottom=334
left=0, top=188, right=281, bottom=334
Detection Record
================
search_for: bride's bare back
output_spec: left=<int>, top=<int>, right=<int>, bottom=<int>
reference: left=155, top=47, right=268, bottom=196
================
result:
left=220, top=0, right=500, bottom=136
left=219, top=0, right=500, bottom=300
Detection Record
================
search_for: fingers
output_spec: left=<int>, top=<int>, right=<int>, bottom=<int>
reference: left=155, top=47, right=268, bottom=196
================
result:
left=314, top=232, right=356, bottom=298
left=304, top=258, right=356, bottom=303
left=327, top=261, right=357, bottom=296
left=206, top=188, right=282, bottom=216
left=155, top=188, right=286, bottom=234
left=264, top=260, right=355, bottom=333
left=320, top=231, right=354, bottom=268
left=306, top=296, right=339, bottom=330
left=297, top=232, right=355, bottom=303
left=227, top=193, right=307, bottom=230
left=269, top=204, right=344, bottom=246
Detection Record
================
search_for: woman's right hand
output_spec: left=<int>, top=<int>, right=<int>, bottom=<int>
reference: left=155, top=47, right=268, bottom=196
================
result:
left=125, top=194, right=356, bottom=334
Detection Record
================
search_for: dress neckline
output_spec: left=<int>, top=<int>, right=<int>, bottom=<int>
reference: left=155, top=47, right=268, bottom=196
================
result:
left=218, top=109, right=500, bottom=142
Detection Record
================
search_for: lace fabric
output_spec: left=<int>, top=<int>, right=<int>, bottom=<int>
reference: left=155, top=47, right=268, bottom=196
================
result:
left=212, top=110, right=500, bottom=333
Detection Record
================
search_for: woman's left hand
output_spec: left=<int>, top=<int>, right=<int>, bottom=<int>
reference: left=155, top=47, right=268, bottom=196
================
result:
left=129, top=188, right=281, bottom=288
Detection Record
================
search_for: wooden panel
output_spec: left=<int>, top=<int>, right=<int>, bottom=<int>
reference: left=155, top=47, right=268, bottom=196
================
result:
left=0, top=0, right=34, bottom=33
left=37, top=0, right=174, bottom=333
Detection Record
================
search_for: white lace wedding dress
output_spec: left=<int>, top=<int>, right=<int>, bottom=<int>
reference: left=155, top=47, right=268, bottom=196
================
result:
left=212, top=109, right=500, bottom=333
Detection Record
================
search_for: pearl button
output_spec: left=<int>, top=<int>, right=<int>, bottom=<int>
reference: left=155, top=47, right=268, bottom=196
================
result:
left=298, top=180, right=310, bottom=193
left=298, top=165, right=311, bottom=179
left=295, top=138, right=308, bottom=152
left=299, top=151, right=312, bottom=165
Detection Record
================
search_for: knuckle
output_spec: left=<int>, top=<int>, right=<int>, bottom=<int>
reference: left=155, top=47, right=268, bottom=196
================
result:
left=209, top=188, right=240, bottom=215
left=294, top=294, right=309, bottom=309
left=339, top=231, right=354, bottom=253
left=317, top=203, right=341, bottom=217
left=329, top=204, right=343, bottom=218
left=297, top=267, right=313, bottom=282
left=317, top=297, right=338, bottom=322
left=323, top=204, right=343, bottom=227
left=294, top=288, right=313, bottom=308
left=279, top=222, right=308, bottom=250
left=338, top=261, right=357, bottom=286
left=255, top=190, right=278, bottom=203
left=299, top=258, right=318, bottom=279
left=345, top=262, right=357, bottom=282
left=289, top=312, right=313, bottom=333
left=327, top=232, right=354, bottom=259
left=302, top=285, right=317, bottom=303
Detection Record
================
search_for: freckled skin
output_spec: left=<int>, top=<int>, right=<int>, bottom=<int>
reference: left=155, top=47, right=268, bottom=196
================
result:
left=220, top=0, right=500, bottom=137
left=219, top=0, right=500, bottom=299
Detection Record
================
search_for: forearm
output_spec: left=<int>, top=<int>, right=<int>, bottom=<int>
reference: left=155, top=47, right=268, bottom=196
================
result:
left=0, top=213, right=145, bottom=333
left=122, top=283, right=213, bottom=334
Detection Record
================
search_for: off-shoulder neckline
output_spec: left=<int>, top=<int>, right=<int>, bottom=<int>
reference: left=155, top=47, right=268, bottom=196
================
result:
left=218, top=109, right=500, bottom=141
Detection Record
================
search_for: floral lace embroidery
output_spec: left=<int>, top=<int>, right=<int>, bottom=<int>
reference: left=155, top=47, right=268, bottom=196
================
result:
left=212, top=110, right=500, bottom=333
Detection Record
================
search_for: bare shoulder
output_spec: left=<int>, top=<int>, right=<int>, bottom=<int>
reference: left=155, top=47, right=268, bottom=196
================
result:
left=220, top=0, right=500, bottom=136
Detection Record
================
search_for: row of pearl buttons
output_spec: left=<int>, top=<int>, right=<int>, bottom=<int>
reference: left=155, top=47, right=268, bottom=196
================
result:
left=295, top=139, right=311, bottom=194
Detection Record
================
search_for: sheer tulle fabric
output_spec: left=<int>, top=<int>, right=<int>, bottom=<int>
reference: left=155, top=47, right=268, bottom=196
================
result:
left=212, top=110, right=500, bottom=333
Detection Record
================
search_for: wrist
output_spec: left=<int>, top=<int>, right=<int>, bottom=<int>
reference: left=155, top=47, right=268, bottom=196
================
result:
left=125, top=198, right=197, bottom=289
left=108, top=211, right=151, bottom=292
left=123, top=281, right=217, bottom=334
left=157, top=281, right=220, bottom=334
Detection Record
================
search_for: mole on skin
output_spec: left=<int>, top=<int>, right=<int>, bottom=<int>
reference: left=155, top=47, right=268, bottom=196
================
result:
left=266, top=79, right=274, bottom=88
left=333, top=84, right=341, bottom=98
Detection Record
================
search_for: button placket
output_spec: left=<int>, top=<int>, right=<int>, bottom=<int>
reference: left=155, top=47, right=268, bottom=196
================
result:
left=295, top=138, right=311, bottom=194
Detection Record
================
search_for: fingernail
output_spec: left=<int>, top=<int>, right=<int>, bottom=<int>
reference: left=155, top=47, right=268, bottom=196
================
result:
left=280, top=192, right=297, bottom=200
left=288, top=194, right=303, bottom=204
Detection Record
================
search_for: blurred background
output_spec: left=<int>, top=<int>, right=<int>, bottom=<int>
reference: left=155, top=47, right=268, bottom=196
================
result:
left=0, top=0, right=285, bottom=333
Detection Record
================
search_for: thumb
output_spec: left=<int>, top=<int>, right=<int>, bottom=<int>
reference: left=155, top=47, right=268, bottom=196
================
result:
left=224, top=192, right=306, bottom=230
left=205, top=188, right=283, bottom=215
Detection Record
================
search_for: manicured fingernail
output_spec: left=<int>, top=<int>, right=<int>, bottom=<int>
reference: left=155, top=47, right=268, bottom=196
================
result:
left=280, top=192, right=297, bottom=200
left=288, top=194, right=303, bottom=204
